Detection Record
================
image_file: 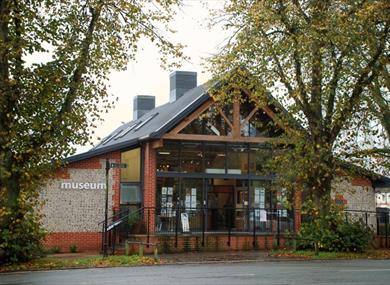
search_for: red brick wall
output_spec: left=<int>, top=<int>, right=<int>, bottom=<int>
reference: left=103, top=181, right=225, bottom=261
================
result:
left=128, top=234, right=286, bottom=254
left=351, top=177, right=372, bottom=187
left=143, top=142, right=157, bottom=233
left=44, top=232, right=102, bottom=252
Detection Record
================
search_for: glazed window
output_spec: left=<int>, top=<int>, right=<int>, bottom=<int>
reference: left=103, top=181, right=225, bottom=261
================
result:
left=120, top=183, right=141, bottom=204
left=180, top=142, right=203, bottom=173
left=204, top=143, right=226, bottom=174
left=248, top=145, right=272, bottom=176
left=227, top=144, right=248, bottom=175
left=121, top=148, right=141, bottom=182
left=156, top=142, right=180, bottom=172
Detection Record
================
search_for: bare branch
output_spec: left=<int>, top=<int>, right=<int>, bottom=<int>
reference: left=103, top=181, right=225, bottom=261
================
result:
left=331, top=22, right=390, bottom=141
left=324, top=44, right=348, bottom=128
left=291, top=0, right=310, bottom=23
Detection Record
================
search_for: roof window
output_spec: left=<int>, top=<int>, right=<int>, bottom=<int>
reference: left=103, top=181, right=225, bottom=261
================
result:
left=115, top=122, right=141, bottom=139
left=102, top=130, right=122, bottom=145
left=133, top=113, right=158, bottom=131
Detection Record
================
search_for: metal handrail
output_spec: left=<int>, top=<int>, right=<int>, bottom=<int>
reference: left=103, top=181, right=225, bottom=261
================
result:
left=100, top=207, right=145, bottom=256
left=98, top=207, right=135, bottom=226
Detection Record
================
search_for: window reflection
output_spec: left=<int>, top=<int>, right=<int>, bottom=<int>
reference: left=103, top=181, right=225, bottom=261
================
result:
left=249, top=145, right=272, bottom=176
left=181, top=142, right=203, bottom=173
left=204, top=143, right=226, bottom=174
left=227, top=144, right=248, bottom=175
left=180, top=105, right=232, bottom=136
left=156, top=142, right=180, bottom=172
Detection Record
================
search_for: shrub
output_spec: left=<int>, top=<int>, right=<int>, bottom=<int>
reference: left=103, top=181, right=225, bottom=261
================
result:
left=69, top=244, right=78, bottom=253
left=0, top=208, right=46, bottom=264
left=47, top=246, right=61, bottom=254
left=128, top=213, right=140, bottom=227
left=297, top=209, right=373, bottom=252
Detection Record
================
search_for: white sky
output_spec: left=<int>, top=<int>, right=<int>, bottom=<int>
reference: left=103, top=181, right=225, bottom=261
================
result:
left=77, top=0, right=227, bottom=154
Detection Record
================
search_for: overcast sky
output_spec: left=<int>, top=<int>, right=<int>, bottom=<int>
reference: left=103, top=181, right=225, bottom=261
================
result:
left=76, top=0, right=227, bottom=153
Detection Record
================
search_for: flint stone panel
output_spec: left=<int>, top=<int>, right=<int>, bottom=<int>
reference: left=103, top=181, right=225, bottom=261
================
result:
left=40, top=160, right=115, bottom=232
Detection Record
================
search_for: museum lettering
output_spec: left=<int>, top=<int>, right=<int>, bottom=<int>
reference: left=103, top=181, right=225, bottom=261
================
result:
left=60, top=182, right=106, bottom=190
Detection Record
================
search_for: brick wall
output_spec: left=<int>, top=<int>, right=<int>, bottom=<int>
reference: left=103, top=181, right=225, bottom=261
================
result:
left=143, top=142, right=157, bottom=233
left=128, top=234, right=285, bottom=254
left=44, top=232, right=102, bottom=252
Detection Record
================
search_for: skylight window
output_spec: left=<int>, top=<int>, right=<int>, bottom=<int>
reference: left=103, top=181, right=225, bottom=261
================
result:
left=133, top=113, right=158, bottom=131
left=102, top=130, right=122, bottom=145
left=97, top=134, right=112, bottom=146
left=112, top=129, right=123, bottom=140
left=115, top=122, right=140, bottom=139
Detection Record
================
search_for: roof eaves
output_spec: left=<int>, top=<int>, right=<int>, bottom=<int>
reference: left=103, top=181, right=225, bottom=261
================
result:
left=65, top=138, right=140, bottom=163
left=373, top=176, right=390, bottom=188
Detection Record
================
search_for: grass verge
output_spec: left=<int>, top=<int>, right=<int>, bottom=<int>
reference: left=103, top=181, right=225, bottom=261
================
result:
left=269, top=249, right=390, bottom=260
left=0, top=255, right=158, bottom=273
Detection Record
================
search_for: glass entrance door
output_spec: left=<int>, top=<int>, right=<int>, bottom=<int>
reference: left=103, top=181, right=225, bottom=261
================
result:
left=206, top=179, right=234, bottom=231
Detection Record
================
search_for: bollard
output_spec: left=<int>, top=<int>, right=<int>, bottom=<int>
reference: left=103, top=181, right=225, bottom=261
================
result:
left=154, top=247, right=159, bottom=260
left=125, top=241, right=129, bottom=256
left=139, top=244, right=144, bottom=257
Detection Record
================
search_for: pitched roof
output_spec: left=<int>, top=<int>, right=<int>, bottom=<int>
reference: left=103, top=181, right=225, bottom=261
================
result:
left=65, top=77, right=390, bottom=188
left=67, top=84, right=209, bottom=163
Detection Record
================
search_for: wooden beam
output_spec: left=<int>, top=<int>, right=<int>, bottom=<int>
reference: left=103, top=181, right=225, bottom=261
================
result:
left=162, top=133, right=273, bottom=144
left=262, top=105, right=286, bottom=131
left=240, top=107, right=259, bottom=129
left=216, top=106, right=234, bottom=130
left=262, top=106, right=277, bottom=120
left=232, top=100, right=240, bottom=138
left=151, top=139, right=164, bottom=149
left=169, top=100, right=214, bottom=134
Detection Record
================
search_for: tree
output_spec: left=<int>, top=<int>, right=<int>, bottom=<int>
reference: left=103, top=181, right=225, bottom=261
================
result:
left=208, top=1, right=390, bottom=215
left=345, top=62, right=390, bottom=170
left=0, top=0, right=183, bottom=263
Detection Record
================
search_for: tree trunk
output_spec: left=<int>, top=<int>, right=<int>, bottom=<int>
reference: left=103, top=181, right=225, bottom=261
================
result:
left=0, top=154, right=22, bottom=225
left=306, top=141, right=334, bottom=217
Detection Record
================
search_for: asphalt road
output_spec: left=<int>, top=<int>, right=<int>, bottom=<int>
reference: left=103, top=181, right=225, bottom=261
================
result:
left=1, top=259, right=390, bottom=285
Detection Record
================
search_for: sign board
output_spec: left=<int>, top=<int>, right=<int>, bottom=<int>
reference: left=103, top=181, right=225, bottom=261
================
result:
left=181, top=213, right=190, bottom=232
left=110, top=163, right=127, bottom=169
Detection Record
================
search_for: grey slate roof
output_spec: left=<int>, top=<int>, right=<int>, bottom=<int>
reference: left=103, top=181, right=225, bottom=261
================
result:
left=67, top=84, right=209, bottom=163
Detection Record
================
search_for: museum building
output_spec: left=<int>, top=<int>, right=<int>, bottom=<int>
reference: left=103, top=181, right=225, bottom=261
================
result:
left=41, top=71, right=390, bottom=253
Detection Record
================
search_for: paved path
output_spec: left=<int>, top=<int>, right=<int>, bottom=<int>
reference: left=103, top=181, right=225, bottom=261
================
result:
left=1, top=259, right=390, bottom=285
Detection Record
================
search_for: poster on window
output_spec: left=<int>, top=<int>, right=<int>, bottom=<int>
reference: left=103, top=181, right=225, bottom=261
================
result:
left=277, top=188, right=288, bottom=217
left=191, top=188, right=197, bottom=209
left=254, top=187, right=265, bottom=208
left=161, top=187, right=167, bottom=195
left=260, top=210, right=267, bottom=222
left=181, top=213, right=190, bottom=232
left=161, top=186, right=173, bottom=216
left=185, top=195, right=191, bottom=209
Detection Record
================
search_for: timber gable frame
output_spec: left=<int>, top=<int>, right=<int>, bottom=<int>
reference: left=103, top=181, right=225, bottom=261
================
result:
left=162, top=97, right=280, bottom=144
